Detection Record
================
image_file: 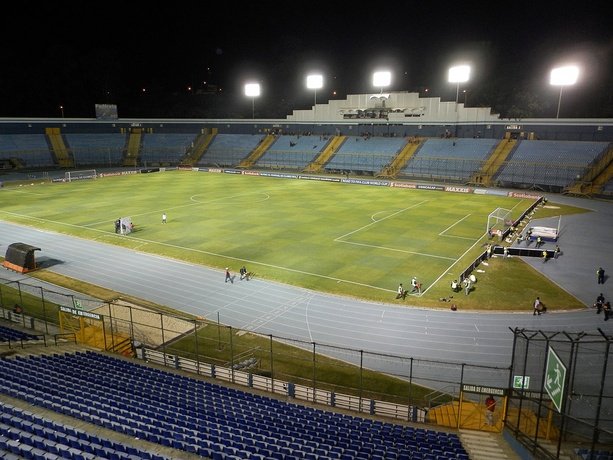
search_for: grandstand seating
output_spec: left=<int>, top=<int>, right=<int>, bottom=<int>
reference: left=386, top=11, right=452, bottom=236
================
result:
left=400, top=138, right=498, bottom=182
left=495, top=140, right=609, bottom=188
left=325, top=136, right=407, bottom=173
left=140, top=133, right=198, bottom=165
left=0, top=324, right=40, bottom=342
left=0, top=351, right=469, bottom=460
left=574, top=447, right=613, bottom=460
left=197, top=134, right=266, bottom=167
left=0, top=400, right=173, bottom=460
left=64, top=133, right=127, bottom=166
left=0, top=134, right=53, bottom=168
left=256, top=135, right=325, bottom=170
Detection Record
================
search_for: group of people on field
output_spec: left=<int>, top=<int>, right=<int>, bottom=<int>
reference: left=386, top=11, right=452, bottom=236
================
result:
left=396, top=277, right=421, bottom=299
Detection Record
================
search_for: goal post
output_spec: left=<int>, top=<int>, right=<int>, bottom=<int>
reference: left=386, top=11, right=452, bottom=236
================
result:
left=487, top=207, right=513, bottom=237
left=65, top=169, right=97, bottom=182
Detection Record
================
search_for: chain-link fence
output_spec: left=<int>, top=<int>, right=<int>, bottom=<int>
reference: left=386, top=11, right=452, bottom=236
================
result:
left=508, top=328, right=613, bottom=459
left=1, top=276, right=512, bottom=418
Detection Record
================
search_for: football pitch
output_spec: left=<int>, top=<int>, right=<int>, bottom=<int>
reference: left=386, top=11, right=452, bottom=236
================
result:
left=0, top=170, right=534, bottom=303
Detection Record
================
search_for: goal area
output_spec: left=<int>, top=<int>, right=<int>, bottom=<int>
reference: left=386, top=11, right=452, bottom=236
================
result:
left=65, top=169, right=97, bottom=182
left=487, top=207, right=513, bottom=237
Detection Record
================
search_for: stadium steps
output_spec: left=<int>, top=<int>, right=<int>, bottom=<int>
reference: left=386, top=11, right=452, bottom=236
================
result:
left=428, top=401, right=459, bottom=428
left=505, top=407, right=560, bottom=440
left=238, top=133, right=277, bottom=168
left=563, top=143, right=613, bottom=196
left=429, top=400, right=517, bottom=434
left=469, top=138, right=517, bottom=186
left=377, top=137, right=423, bottom=178
left=123, top=128, right=142, bottom=166
left=303, top=135, right=347, bottom=172
left=45, top=127, right=73, bottom=167
left=459, top=429, right=519, bottom=460
left=183, top=130, right=216, bottom=165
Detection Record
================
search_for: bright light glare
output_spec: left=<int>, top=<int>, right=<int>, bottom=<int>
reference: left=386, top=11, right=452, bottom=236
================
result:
left=244, top=83, right=261, bottom=97
left=550, top=66, right=579, bottom=86
left=373, top=71, right=391, bottom=88
left=448, top=65, right=471, bottom=83
left=306, top=74, right=323, bottom=89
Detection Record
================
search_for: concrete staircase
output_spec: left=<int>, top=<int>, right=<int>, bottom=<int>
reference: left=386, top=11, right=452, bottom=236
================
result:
left=459, top=429, right=520, bottom=460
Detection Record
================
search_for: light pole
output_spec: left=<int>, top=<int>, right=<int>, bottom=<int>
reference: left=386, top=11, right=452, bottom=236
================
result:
left=59, top=105, right=64, bottom=118
left=448, top=65, right=470, bottom=138
left=550, top=65, right=579, bottom=118
left=448, top=65, right=470, bottom=103
left=244, top=83, right=261, bottom=119
left=306, top=74, right=323, bottom=121
left=372, top=71, right=391, bottom=94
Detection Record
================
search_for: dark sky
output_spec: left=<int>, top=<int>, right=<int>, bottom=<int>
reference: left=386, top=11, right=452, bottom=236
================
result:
left=1, top=1, right=611, bottom=118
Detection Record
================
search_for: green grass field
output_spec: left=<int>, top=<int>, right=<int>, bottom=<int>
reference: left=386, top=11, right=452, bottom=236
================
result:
left=0, top=170, right=587, bottom=310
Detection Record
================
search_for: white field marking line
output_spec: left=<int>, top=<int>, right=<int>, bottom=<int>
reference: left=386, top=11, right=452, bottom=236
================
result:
left=1, top=212, right=395, bottom=293
left=439, top=214, right=472, bottom=236
left=438, top=214, right=477, bottom=241
left=240, top=292, right=315, bottom=335
left=0, top=188, right=46, bottom=195
left=335, top=200, right=429, bottom=241
left=337, top=240, right=456, bottom=261
left=371, top=211, right=388, bottom=222
left=440, top=234, right=477, bottom=241
left=83, top=192, right=270, bottom=227
left=337, top=200, right=456, bottom=261
left=306, top=294, right=314, bottom=342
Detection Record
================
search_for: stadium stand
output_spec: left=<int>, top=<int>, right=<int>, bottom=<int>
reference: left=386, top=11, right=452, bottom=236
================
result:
left=0, top=400, right=174, bottom=460
left=325, top=136, right=407, bottom=174
left=197, top=134, right=266, bottom=167
left=64, top=133, right=127, bottom=166
left=256, top=135, right=326, bottom=170
left=495, top=140, right=609, bottom=189
left=574, top=447, right=613, bottom=460
left=400, top=138, right=499, bottom=182
left=0, top=350, right=470, bottom=460
left=140, top=133, right=198, bottom=165
left=0, top=134, right=53, bottom=168
left=0, top=324, right=40, bottom=342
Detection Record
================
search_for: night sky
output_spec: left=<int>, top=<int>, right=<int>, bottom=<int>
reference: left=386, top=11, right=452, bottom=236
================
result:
left=1, top=1, right=611, bottom=119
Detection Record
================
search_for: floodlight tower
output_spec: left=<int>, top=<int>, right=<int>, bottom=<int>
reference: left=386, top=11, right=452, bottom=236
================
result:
left=306, top=74, right=323, bottom=120
left=448, top=65, right=470, bottom=103
left=372, top=71, right=391, bottom=94
left=244, top=83, right=261, bottom=119
left=550, top=65, right=579, bottom=118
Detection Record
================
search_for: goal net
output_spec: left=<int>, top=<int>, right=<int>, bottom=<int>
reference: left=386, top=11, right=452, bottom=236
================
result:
left=65, top=169, right=97, bottom=182
left=487, top=207, right=513, bottom=237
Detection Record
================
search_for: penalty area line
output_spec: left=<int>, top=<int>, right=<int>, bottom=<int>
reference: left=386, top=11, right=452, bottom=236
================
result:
left=337, top=240, right=456, bottom=261
left=335, top=200, right=428, bottom=241
left=421, top=231, right=488, bottom=296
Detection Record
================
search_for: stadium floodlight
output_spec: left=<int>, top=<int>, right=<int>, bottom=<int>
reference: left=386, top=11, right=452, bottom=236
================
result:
left=244, top=83, right=261, bottom=119
left=550, top=65, right=579, bottom=119
left=306, top=74, right=323, bottom=120
left=372, top=71, right=391, bottom=94
left=448, top=65, right=471, bottom=103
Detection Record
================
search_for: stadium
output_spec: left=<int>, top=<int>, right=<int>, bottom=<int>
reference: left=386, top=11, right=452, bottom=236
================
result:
left=1, top=88, right=613, bottom=460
